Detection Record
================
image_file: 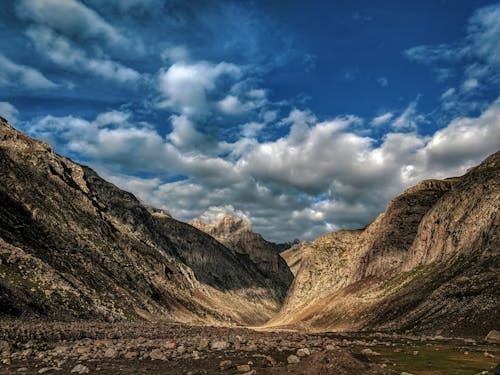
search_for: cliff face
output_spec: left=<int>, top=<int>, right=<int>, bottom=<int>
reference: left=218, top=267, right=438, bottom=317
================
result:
left=191, top=215, right=293, bottom=300
left=280, top=241, right=309, bottom=276
left=0, top=118, right=284, bottom=325
left=270, top=152, right=500, bottom=337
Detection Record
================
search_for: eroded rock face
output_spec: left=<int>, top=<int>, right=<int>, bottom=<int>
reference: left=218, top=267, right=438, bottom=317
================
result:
left=280, top=241, right=309, bottom=276
left=0, top=117, right=283, bottom=325
left=270, top=152, right=500, bottom=337
left=191, top=215, right=293, bottom=300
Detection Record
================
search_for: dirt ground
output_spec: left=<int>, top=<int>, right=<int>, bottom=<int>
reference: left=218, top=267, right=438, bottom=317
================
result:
left=0, top=321, right=498, bottom=374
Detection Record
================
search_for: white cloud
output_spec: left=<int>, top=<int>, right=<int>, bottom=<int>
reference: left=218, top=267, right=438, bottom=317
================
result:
left=23, top=99, right=500, bottom=242
left=161, top=46, right=190, bottom=63
left=461, top=78, right=479, bottom=92
left=157, top=61, right=241, bottom=116
left=392, top=98, right=422, bottom=130
left=198, top=205, right=251, bottom=225
left=440, top=88, right=456, bottom=100
left=16, top=0, right=126, bottom=47
left=0, top=54, right=57, bottom=89
left=371, top=112, right=393, bottom=126
left=0, top=102, right=20, bottom=124
left=376, top=77, right=388, bottom=87
left=25, top=26, right=140, bottom=83
left=217, top=95, right=245, bottom=115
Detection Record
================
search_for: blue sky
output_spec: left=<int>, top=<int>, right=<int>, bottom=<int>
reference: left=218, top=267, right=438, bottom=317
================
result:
left=1, top=0, right=499, bottom=241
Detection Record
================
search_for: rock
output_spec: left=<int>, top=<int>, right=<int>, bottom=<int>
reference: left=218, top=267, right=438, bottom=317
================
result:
left=38, top=368, right=62, bottom=374
left=361, top=348, right=381, bottom=356
left=287, top=354, right=300, bottom=364
left=16, top=369, right=28, bottom=373
left=219, top=359, right=233, bottom=370
left=237, top=364, right=252, bottom=372
left=483, top=351, right=495, bottom=358
left=0, top=340, right=12, bottom=354
left=177, top=345, right=186, bottom=354
left=264, top=355, right=276, bottom=366
left=124, top=351, right=138, bottom=359
left=485, top=330, right=500, bottom=343
left=325, top=344, right=336, bottom=351
left=163, top=341, right=177, bottom=349
left=104, top=347, right=118, bottom=358
left=70, top=364, right=89, bottom=374
left=149, top=349, right=167, bottom=361
left=296, top=348, right=310, bottom=357
left=199, top=339, right=209, bottom=349
left=211, top=340, right=229, bottom=350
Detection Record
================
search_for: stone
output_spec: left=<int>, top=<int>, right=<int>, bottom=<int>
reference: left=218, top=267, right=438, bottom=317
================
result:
left=211, top=340, right=229, bottom=350
left=163, top=341, right=177, bottom=349
left=361, top=348, right=381, bottom=356
left=485, top=330, right=500, bottom=343
left=104, top=347, right=118, bottom=358
left=296, top=348, right=310, bottom=357
left=325, top=344, right=336, bottom=351
left=38, top=368, right=62, bottom=374
left=198, top=338, right=209, bottom=349
left=287, top=354, right=300, bottom=364
left=483, top=351, right=494, bottom=358
left=16, top=369, right=28, bottom=373
left=70, top=364, right=89, bottom=374
left=219, top=359, right=233, bottom=370
left=177, top=345, right=186, bottom=354
left=149, top=349, right=167, bottom=361
left=237, top=364, right=251, bottom=372
left=124, top=351, right=138, bottom=359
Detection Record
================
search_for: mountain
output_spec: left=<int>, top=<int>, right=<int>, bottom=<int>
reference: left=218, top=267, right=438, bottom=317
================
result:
left=191, top=215, right=293, bottom=299
left=280, top=241, right=309, bottom=276
left=269, top=151, right=500, bottom=337
left=0, top=117, right=286, bottom=325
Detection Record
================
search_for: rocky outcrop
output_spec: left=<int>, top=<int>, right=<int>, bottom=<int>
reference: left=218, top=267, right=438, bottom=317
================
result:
left=280, top=241, right=310, bottom=276
left=191, top=215, right=293, bottom=300
left=270, top=151, right=500, bottom=337
left=0, top=117, right=284, bottom=325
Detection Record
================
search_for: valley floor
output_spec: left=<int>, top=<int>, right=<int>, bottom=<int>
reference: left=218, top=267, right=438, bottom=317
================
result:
left=0, top=322, right=498, bottom=374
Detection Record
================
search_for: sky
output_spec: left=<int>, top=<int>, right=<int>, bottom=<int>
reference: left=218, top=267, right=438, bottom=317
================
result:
left=1, top=0, right=499, bottom=242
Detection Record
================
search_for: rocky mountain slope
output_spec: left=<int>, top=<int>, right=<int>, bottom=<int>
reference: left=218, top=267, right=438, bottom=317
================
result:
left=269, top=152, right=500, bottom=337
left=0, top=117, right=286, bottom=325
left=280, top=241, right=309, bottom=276
left=191, top=215, right=293, bottom=299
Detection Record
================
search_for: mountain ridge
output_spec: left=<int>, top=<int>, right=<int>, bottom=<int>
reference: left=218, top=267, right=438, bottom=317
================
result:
left=0, top=117, right=286, bottom=325
left=269, top=151, right=500, bottom=336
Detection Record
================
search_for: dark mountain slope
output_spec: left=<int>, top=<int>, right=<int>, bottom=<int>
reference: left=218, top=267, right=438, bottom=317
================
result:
left=0, top=117, right=283, bottom=325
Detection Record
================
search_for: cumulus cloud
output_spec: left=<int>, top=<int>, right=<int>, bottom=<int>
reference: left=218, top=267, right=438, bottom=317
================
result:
left=198, top=205, right=252, bottom=225
left=24, top=99, right=500, bottom=241
left=25, top=26, right=140, bottom=83
left=157, top=61, right=241, bottom=116
left=0, top=53, right=57, bottom=89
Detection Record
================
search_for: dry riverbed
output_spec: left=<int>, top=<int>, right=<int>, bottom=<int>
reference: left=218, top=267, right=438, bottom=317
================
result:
left=0, top=321, right=498, bottom=374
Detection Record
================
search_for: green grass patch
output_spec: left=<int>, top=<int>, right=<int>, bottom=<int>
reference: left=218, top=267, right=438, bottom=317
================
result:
left=374, top=344, right=499, bottom=375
